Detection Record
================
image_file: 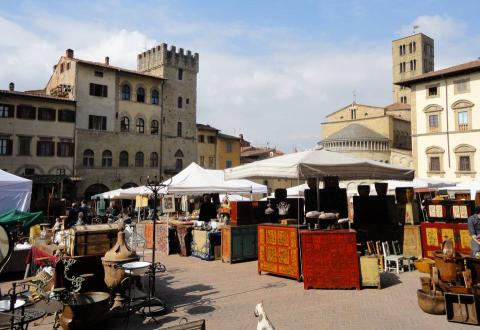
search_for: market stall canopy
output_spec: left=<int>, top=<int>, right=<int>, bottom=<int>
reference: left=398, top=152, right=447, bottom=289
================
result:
left=120, top=185, right=167, bottom=199
left=437, top=181, right=480, bottom=198
left=91, top=188, right=126, bottom=200
left=0, top=170, right=32, bottom=213
left=224, top=148, right=415, bottom=181
left=0, top=209, right=43, bottom=230
left=384, top=178, right=456, bottom=191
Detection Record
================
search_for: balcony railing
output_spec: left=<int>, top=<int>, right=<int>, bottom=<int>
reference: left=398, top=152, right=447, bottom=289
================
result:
left=458, top=123, right=469, bottom=131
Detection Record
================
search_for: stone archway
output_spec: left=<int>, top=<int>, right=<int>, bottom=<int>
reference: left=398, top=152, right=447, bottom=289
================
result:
left=84, top=183, right=109, bottom=200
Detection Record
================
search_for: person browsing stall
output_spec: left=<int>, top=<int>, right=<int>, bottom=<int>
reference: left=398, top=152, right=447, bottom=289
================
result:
left=467, top=206, right=480, bottom=257
left=199, top=194, right=217, bottom=222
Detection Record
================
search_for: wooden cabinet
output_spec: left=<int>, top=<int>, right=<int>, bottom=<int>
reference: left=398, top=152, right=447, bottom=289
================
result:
left=227, top=201, right=269, bottom=226
left=300, top=229, right=360, bottom=290
left=424, top=200, right=475, bottom=223
left=68, top=224, right=118, bottom=256
left=403, top=225, right=422, bottom=258
left=360, top=256, right=381, bottom=289
left=221, top=225, right=257, bottom=263
left=258, top=224, right=304, bottom=280
left=420, top=222, right=471, bottom=257
left=191, top=230, right=221, bottom=261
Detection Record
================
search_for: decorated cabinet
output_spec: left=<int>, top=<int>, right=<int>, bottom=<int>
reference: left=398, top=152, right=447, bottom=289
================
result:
left=420, top=222, right=471, bottom=257
left=360, top=256, right=382, bottom=289
left=191, top=229, right=221, bottom=261
left=403, top=225, right=422, bottom=258
left=257, top=224, right=304, bottom=280
left=300, top=229, right=360, bottom=290
left=221, top=225, right=257, bottom=263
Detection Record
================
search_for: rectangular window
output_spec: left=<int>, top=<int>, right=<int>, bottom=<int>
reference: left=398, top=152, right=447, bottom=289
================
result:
left=66, top=62, right=71, bottom=70
left=89, top=83, right=108, bottom=97
left=208, top=156, right=215, bottom=168
left=178, top=68, right=183, bottom=80
left=226, top=142, right=232, bottom=153
left=454, top=79, right=469, bottom=94
left=428, top=114, right=438, bottom=128
left=208, top=136, right=216, bottom=144
left=0, top=104, right=14, bottom=118
left=38, top=108, right=56, bottom=121
left=186, top=98, right=189, bottom=105
left=0, top=138, right=12, bottom=156
left=459, top=156, right=471, bottom=171
left=199, top=135, right=205, bottom=143
left=57, top=142, right=74, bottom=157
left=18, top=136, right=31, bottom=156
left=225, top=160, right=232, bottom=168
left=17, top=105, right=36, bottom=119
left=428, top=86, right=438, bottom=97
left=94, top=71, right=104, bottom=77
left=37, top=140, right=54, bottom=157
left=177, top=97, right=183, bottom=108
left=458, top=111, right=468, bottom=131
left=199, top=156, right=205, bottom=167
left=429, top=157, right=440, bottom=172
left=89, top=115, right=107, bottom=130
left=58, top=109, right=76, bottom=122
left=177, top=122, right=182, bottom=137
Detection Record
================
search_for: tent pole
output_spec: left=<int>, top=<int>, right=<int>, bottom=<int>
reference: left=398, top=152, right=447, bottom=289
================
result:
left=316, top=176, right=320, bottom=211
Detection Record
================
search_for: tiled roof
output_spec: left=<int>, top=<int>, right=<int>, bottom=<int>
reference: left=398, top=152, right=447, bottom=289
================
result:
left=384, top=102, right=411, bottom=111
left=241, top=147, right=284, bottom=157
left=0, top=89, right=76, bottom=103
left=72, top=58, right=165, bottom=80
left=396, top=59, right=480, bottom=86
left=196, top=123, right=219, bottom=131
left=322, top=123, right=388, bottom=142
left=218, top=132, right=240, bottom=140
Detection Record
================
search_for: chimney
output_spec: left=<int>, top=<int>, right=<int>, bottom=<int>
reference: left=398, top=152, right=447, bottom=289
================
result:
left=66, top=49, right=74, bottom=58
left=8, top=82, right=14, bottom=92
left=105, top=56, right=110, bottom=65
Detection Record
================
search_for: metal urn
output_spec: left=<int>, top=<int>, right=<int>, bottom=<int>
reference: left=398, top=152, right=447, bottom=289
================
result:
left=101, top=225, right=138, bottom=310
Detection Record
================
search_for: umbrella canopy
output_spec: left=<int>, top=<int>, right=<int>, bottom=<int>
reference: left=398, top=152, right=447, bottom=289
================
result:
left=0, top=170, right=32, bottom=213
left=224, top=148, right=414, bottom=181
left=0, top=209, right=44, bottom=230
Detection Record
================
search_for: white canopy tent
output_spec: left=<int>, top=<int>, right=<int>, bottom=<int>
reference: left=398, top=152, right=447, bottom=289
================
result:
left=224, top=148, right=414, bottom=181
left=437, top=181, right=480, bottom=199
left=91, top=188, right=126, bottom=200
left=0, top=170, right=32, bottom=213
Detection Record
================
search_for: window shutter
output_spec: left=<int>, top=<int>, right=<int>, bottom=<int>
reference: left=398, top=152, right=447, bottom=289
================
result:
left=102, top=117, right=107, bottom=130
left=8, top=105, right=14, bottom=117
left=57, top=142, right=61, bottom=157
left=89, top=83, right=94, bottom=95
left=6, top=140, right=13, bottom=155
left=49, top=142, right=55, bottom=156
left=103, top=85, right=108, bottom=97
left=36, top=141, right=41, bottom=156
left=69, top=143, right=74, bottom=157
left=88, top=116, right=93, bottom=129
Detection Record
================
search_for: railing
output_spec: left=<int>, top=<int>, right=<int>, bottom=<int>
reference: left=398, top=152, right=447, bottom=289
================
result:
left=458, top=123, right=469, bottom=131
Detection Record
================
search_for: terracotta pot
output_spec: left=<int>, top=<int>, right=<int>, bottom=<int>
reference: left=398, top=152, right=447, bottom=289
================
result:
left=416, top=289, right=446, bottom=315
left=357, top=185, right=370, bottom=197
left=374, top=182, right=388, bottom=196
left=59, top=291, right=110, bottom=330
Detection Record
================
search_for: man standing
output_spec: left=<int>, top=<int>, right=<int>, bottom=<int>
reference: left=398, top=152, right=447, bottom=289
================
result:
left=467, top=206, right=480, bottom=257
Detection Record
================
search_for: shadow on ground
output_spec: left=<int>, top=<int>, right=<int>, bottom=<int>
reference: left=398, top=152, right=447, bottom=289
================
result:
left=381, top=272, right=402, bottom=289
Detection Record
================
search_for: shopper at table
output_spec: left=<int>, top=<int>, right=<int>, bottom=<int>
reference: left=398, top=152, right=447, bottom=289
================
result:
left=468, top=206, right=480, bottom=257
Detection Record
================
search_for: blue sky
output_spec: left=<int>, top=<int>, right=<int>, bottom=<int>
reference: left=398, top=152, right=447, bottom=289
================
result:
left=2, top=1, right=480, bottom=151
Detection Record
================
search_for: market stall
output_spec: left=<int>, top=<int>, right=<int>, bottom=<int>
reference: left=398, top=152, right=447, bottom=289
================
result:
left=0, top=169, right=32, bottom=213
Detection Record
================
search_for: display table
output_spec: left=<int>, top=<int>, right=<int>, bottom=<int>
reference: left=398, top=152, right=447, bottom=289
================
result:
left=420, top=222, right=471, bottom=257
left=300, top=229, right=360, bottom=290
left=191, top=229, right=221, bottom=260
left=222, top=225, right=257, bottom=263
left=258, top=223, right=305, bottom=280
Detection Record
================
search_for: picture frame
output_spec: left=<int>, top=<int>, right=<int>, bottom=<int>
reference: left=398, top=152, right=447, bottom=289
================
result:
left=162, top=194, right=175, bottom=213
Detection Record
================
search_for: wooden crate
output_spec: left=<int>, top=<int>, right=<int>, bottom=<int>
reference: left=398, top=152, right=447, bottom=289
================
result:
left=360, top=256, right=381, bottom=289
left=300, top=229, right=360, bottom=290
left=221, top=225, right=257, bottom=263
left=258, top=224, right=305, bottom=280
left=403, top=225, right=422, bottom=258
left=68, top=224, right=119, bottom=256
left=420, top=222, right=471, bottom=257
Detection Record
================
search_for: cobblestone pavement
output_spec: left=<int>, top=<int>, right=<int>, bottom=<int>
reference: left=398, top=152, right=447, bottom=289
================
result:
left=6, top=252, right=476, bottom=329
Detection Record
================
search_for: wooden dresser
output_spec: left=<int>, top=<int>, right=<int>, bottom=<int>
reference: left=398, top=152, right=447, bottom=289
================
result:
left=258, top=223, right=305, bottom=280
left=221, top=225, right=257, bottom=263
left=300, top=229, right=360, bottom=290
left=420, top=222, right=471, bottom=257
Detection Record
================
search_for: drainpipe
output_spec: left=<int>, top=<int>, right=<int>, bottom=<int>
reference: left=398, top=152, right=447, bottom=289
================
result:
left=443, top=75, right=451, bottom=168
left=159, top=80, right=165, bottom=180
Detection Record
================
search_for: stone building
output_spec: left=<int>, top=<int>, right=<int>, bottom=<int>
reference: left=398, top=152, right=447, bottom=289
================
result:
left=397, top=59, right=480, bottom=181
left=0, top=83, right=76, bottom=207
left=196, top=124, right=240, bottom=169
left=392, top=33, right=435, bottom=105
left=42, top=45, right=198, bottom=198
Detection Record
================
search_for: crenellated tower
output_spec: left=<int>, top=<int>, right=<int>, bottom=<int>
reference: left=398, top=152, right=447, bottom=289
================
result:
left=137, top=44, right=199, bottom=178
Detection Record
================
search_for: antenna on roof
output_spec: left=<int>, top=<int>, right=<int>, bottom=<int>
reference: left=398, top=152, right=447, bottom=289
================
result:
left=413, top=25, right=419, bottom=35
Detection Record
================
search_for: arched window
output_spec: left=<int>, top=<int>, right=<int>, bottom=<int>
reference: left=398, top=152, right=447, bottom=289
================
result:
left=177, top=96, right=183, bottom=108
left=150, top=152, right=158, bottom=167
left=102, top=150, right=112, bottom=167
left=135, top=151, right=144, bottom=167
left=136, top=118, right=144, bottom=133
left=119, top=151, right=129, bottom=167
left=136, top=87, right=145, bottom=102
left=175, top=149, right=184, bottom=158
left=120, top=116, right=129, bottom=132
left=151, top=90, right=159, bottom=105
left=177, top=122, right=182, bottom=137
left=151, top=120, right=159, bottom=135
left=175, top=158, right=183, bottom=170
left=83, top=149, right=94, bottom=167
left=121, top=85, right=130, bottom=100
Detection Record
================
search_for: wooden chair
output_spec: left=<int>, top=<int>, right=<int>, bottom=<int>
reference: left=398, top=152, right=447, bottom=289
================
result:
left=366, top=241, right=375, bottom=255
left=382, top=241, right=404, bottom=274
left=392, top=240, right=414, bottom=271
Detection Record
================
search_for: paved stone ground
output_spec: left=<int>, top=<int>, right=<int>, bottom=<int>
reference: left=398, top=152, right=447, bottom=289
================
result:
left=3, top=252, right=476, bottom=329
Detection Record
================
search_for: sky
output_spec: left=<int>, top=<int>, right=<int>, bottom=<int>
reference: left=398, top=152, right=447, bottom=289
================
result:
left=2, top=0, right=480, bottom=152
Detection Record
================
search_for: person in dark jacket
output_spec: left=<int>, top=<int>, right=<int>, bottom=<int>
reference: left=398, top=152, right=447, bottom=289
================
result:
left=468, top=206, right=480, bottom=257
left=198, top=194, right=217, bottom=222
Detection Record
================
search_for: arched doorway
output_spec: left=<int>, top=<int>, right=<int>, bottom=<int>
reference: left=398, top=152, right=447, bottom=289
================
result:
left=84, top=183, right=109, bottom=200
